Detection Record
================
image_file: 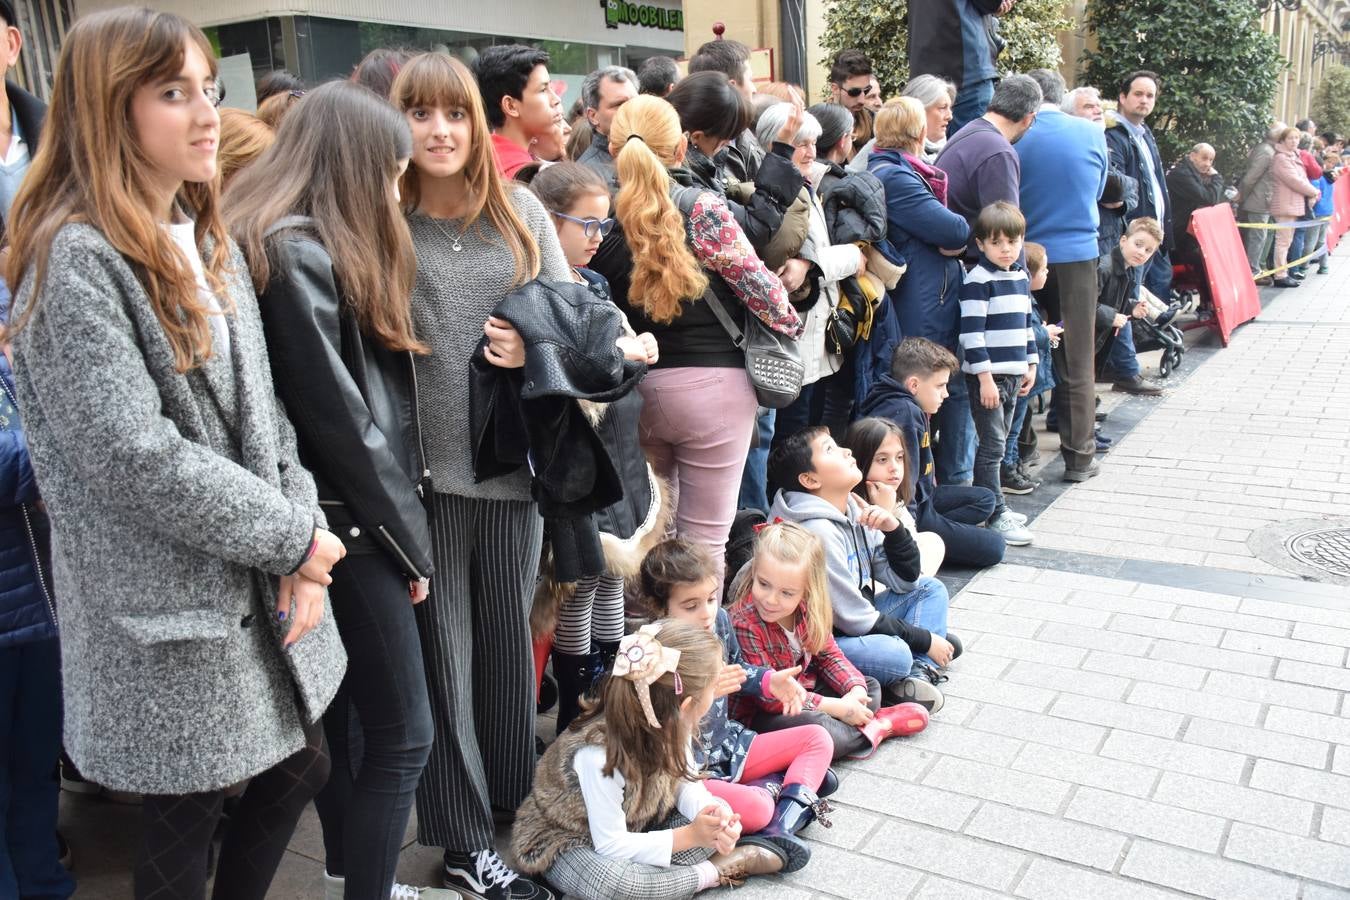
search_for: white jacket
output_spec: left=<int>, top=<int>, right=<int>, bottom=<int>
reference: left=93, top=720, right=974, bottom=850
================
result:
left=799, top=180, right=862, bottom=385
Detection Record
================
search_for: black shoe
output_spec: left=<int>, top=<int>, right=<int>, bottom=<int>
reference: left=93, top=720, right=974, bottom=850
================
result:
left=1112, top=375, right=1163, bottom=396
left=1001, top=464, right=1036, bottom=495
left=883, top=667, right=947, bottom=713
left=551, top=650, right=602, bottom=736
left=1063, top=459, right=1101, bottom=482
left=444, top=850, right=556, bottom=900
left=818, top=767, right=839, bottom=798
left=1273, top=277, right=1300, bottom=288
left=946, top=632, right=963, bottom=663
left=737, top=784, right=826, bottom=873
left=1254, top=276, right=1274, bottom=286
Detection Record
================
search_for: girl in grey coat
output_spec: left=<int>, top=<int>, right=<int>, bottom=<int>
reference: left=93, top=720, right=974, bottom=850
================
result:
left=3, top=9, right=347, bottom=898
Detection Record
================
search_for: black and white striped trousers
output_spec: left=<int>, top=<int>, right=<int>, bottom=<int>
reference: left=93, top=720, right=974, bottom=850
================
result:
left=413, top=492, right=543, bottom=852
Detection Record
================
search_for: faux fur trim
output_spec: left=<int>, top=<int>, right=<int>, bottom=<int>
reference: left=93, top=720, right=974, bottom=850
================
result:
left=529, top=467, right=674, bottom=637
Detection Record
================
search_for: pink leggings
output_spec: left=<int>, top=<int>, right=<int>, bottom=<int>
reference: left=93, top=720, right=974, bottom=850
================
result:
left=638, top=367, right=757, bottom=582
left=704, top=724, right=833, bottom=833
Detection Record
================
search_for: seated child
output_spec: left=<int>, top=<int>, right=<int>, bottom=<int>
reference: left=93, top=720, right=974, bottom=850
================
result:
left=1097, top=217, right=1166, bottom=397
left=511, top=621, right=784, bottom=900
left=730, top=521, right=929, bottom=760
left=767, top=427, right=956, bottom=712
left=842, top=416, right=945, bottom=576
left=641, top=539, right=832, bottom=873
left=958, top=201, right=1037, bottom=546
left=858, top=337, right=1007, bottom=569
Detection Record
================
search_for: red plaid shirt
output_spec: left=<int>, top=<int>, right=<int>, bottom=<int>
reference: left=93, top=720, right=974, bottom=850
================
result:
left=728, top=595, right=867, bottom=721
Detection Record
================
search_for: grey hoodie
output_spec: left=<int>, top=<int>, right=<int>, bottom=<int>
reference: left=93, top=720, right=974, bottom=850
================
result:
left=769, top=489, right=932, bottom=653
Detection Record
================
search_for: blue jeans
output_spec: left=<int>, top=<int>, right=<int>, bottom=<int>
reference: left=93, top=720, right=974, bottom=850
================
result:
left=916, top=484, right=1006, bottom=568
left=949, top=78, right=995, bottom=137
left=0, top=638, right=74, bottom=900
left=835, top=577, right=950, bottom=685
left=1142, top=247, right=1172, bottom=300
left=934, top=370, right=976, bottom=485
left=738, top=407, right=776, bottom=513
left=315, top=552, right=434, bottom=899
left=1107, top=320, right=1140, bottom=380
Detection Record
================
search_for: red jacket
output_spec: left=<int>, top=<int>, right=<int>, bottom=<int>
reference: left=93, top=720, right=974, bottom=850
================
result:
left=729, top=594, right=867, bottom=721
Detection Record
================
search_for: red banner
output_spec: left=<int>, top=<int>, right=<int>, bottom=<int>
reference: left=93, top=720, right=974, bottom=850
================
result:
left=1329, top=173, right=1350, bottom=253
left=1189, top=204, right=1261, bottom=346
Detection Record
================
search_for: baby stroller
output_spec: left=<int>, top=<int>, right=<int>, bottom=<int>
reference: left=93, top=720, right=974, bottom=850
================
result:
left=1131, top=315, right=1186, bottom=378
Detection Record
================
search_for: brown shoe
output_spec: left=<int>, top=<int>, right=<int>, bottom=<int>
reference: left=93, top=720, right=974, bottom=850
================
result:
left=1112, top=375, right=1163, bottom=396
left=710, top=843, right=786, bottom=886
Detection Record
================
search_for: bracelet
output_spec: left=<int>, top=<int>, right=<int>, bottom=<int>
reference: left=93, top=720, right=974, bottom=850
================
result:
left=302, top=532, right=319, bottom=565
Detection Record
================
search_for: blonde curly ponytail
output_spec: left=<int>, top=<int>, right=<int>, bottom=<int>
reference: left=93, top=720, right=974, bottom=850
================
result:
left=610, top=96, right=708, bottom=323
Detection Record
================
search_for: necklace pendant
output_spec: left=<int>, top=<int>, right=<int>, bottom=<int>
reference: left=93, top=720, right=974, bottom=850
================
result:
left=452, top=239, right=462, bottom=252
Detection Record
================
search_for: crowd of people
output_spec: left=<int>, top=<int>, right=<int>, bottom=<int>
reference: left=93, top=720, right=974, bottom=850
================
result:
left=0, top=4, right=1331, bottom=900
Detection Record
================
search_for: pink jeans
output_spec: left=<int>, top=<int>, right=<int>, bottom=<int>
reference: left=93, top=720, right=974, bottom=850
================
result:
left=638, top=367, right=757, bottom=574
left=704, top=725, right=833, bottom=832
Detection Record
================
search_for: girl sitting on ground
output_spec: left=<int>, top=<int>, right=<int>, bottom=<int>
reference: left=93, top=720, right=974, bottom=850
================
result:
left=511, top=620, right=785, bottom=900
left=641, top=538, right=832, bottom=874
left=729, top=522, right=928, bottom=761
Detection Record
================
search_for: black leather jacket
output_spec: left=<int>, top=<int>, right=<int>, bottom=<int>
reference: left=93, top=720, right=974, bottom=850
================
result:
left=256, top=227, right=434, bottom=580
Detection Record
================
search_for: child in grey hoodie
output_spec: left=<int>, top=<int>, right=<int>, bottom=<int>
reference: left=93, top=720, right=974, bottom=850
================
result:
left=767, top=426, right=959, bottom=712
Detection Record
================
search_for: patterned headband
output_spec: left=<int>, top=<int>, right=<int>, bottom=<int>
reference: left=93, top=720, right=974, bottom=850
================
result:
left=612, top=623, right=683, bottom=729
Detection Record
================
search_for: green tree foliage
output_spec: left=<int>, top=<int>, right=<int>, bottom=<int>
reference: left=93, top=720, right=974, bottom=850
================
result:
left=1081, top=0, right=1284, bottom=175
left=819, top=0, right=1067, bottom=100
left=1311, top=64, right=1350, bottom=137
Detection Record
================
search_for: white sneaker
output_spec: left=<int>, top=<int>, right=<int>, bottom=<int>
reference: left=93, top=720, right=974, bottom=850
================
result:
left=325, top=872, right=461, bottom=900
left=1004, top=509, right=1028, bottom=525
left=989, top=512, right=1033, bottom=546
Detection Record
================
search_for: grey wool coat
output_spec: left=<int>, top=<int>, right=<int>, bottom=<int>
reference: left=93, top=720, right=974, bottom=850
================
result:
left=10, top=223, right=347, bottom=795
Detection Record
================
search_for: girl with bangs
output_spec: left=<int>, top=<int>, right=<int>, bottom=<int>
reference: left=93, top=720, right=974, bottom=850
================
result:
left=226, top=81, right=452, bottom=900
left=591, top=95, right=802, bottom=584
left=389, top=52, right=568, bottom=900
left=5, top=8, right=346, bottom=899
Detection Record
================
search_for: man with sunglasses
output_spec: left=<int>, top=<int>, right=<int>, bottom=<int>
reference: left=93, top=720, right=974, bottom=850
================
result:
left=829, top=49, right=874, bottom=113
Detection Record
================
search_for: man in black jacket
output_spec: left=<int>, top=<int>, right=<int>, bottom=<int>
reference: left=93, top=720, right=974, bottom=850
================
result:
left=0, top=0, right=46, bottom=223
left=1166, top=143, right=1226, bottom=270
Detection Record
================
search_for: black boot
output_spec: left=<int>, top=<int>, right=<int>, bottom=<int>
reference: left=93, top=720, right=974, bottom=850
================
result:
left=737, top=783, right=828, bottom=873
left=552, top=650, right=602, bottom=735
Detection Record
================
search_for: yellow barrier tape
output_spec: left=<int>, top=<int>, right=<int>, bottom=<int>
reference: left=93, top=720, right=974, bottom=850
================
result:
left=1253, top=245, right=1326, bottom=280
left=1234, top=216, right=1332, bottom=230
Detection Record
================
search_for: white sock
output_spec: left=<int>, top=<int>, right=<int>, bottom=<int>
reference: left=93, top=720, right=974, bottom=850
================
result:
left=695, top=860, right=721, bottom=891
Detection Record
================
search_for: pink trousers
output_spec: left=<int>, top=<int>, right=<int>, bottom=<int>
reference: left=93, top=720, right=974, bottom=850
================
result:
left=638, top=367, right=757, bottom=578
left=704, top=724, right=833, bottom=833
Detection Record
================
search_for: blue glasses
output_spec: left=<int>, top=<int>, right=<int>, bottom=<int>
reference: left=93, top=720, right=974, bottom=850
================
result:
left=551, top=211, right=615, bottom=238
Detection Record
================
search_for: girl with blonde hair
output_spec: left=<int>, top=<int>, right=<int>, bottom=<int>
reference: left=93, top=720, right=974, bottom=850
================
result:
left=389, top=51, right=569, bottom=900
left=589, top=95, right=802, bottom=581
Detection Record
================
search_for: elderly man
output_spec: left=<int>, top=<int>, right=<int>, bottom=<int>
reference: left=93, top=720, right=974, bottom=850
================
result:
left=1066, top=85, right=1136, bottom=257
left=1016, top=68, right=1109, bottom=481
left=1165, top=143, right=1226, bottom=270
left=576, top=64, right=638, bottom=186
left=1105, top=71, right=1173, bottom=300
left=1062, top=86, right=1103, bottom=123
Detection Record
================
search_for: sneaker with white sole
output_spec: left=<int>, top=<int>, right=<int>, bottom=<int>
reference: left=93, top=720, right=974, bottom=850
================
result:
left=883, top=672, right=946, bottom=713
left=1003, top=509, right=1028, bottom=525
left=988, top=512, right=1033, bottom=546
left=326, top=872, right=462, bottom=900
left=443, top=850, right=554, bottom=900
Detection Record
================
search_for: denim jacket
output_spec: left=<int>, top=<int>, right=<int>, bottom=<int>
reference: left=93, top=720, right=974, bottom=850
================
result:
left=696, top=607, right=772, bottom=780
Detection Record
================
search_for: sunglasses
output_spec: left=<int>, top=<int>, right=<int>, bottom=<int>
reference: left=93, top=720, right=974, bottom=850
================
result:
left=552, top=211, right=615, bottom=238
left=842, top=84, right=875, bottom=98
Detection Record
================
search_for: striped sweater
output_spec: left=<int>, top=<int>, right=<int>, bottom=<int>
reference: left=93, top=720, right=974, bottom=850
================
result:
left=958, top=255, right=1039, bottom=375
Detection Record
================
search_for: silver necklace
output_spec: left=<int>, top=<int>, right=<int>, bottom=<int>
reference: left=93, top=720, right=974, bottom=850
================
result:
left=430, top=216, right=465, bottom=252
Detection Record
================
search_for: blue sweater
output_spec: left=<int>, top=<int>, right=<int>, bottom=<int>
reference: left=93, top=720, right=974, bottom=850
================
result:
left=959, top=255, right=1038, bottom=375
left=1015, top=107, right=1109, bottom=264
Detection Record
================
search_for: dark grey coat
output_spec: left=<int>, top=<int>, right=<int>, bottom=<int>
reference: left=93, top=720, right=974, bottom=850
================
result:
left=10, top=223, right=347, bottom=794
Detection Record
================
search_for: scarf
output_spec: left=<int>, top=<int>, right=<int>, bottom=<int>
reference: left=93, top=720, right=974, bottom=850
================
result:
left=901, top=150, right=950, bottom=207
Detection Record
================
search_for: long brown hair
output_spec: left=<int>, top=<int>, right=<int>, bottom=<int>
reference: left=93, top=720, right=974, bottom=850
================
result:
left=574, top=620, right=721, bottom=810
left=5, top=7, right=230, bottom=372
left=844, top=416, right=915, bottom=507
left=390, top=52, right=539, bottom=287
left=217, top=108, right=275, bottom=187
left=226, top=81, right=426, bottom=354
left=610, top=95, right=708, bottom=323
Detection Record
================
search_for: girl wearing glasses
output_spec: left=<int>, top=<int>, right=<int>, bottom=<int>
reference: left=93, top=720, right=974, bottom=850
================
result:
left=390, top=52, right=568, bottom=900
left=526, top=162, right=666, bottom=735
left=5, top=9, right=346, bottom=898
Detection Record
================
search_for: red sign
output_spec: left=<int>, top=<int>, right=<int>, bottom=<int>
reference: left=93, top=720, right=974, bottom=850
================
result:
left=1189, top=204, right=1261, bottom=346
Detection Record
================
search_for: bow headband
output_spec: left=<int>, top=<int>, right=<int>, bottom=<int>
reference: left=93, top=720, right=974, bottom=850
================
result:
left=612, top=623, right=682, bottom=729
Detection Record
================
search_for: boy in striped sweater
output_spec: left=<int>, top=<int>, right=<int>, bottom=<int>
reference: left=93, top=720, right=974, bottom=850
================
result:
left=959, top=201, right=1038, bottom=546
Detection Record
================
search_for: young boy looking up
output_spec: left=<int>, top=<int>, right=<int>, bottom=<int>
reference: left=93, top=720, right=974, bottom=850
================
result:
left=958, top=201, right=1037, bottom=546
left=767, top=427, right=956, bottom=712
left=1097, top=217, right=1166, bottom=397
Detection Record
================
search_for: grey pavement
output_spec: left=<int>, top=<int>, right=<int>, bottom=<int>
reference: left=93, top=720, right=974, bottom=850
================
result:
left=61, top=258, right=1350, bottom=897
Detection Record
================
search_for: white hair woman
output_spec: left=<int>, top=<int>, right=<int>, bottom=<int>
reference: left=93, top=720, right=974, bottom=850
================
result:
left=902, top=74, right=957, bottom=161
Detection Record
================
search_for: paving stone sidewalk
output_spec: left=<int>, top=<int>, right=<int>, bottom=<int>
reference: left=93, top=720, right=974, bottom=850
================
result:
left=61, top=263, right=1350, bottom=897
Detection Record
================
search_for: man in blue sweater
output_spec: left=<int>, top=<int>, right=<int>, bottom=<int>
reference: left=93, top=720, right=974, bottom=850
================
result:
left=1016, top=68, right=1108, bottom=482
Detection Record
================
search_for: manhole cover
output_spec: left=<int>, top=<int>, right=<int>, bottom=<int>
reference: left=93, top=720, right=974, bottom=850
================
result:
left=1287, top=527, right=1350, bottom=578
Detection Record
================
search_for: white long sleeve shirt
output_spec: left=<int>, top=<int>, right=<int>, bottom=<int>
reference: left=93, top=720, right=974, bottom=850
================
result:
left=572, top=744, right=731, bottom=867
